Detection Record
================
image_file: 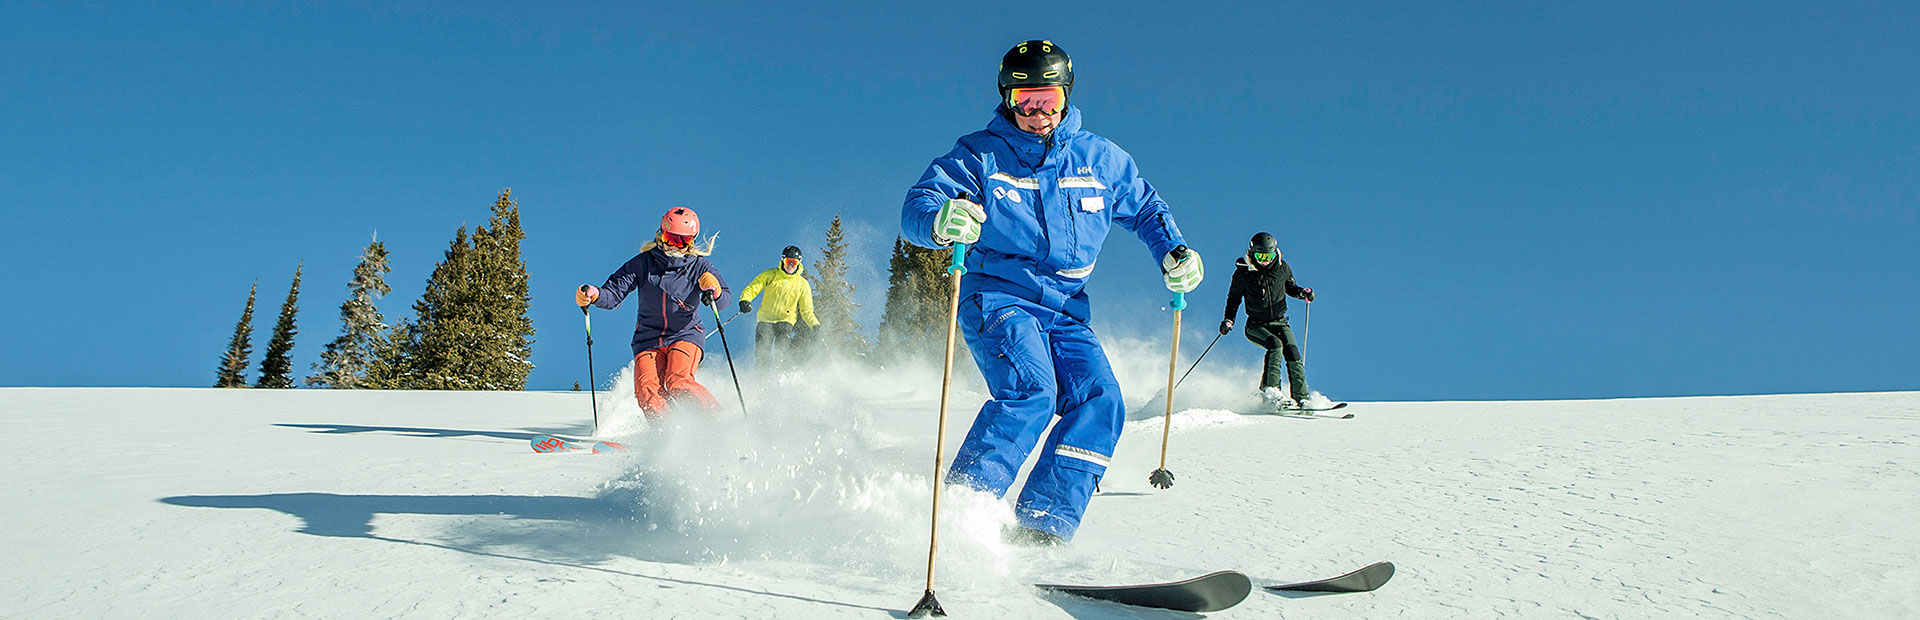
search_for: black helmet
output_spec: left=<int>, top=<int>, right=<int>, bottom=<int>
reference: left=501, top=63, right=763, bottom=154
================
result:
left=998, top=40, right=1073, bottom=100
left=782, top=245, right=803, bottom=260
left=1248, top=232, right=1279, bottom=264
left=1249, top=232, right=1277, bottom=253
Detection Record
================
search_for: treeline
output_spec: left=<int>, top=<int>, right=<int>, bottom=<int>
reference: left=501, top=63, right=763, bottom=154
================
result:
left=216, top=189, right=534, bottom=389
left=213, top=194, right=957, bottom=390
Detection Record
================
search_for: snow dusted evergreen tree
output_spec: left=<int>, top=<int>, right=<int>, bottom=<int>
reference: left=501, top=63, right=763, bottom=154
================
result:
left=255, top=263, right=303, bottom=388
left=390, top=189, right=536, bottom=390
left=396, top=226, right=479, bottom=389
left=876, top=236, right=953, bottom=364
left=214, top=281, right=259, bottom=388
left=307, top=237, right=391, bottom=388
left=806, top=213, right=868, bottom=359
left=468, top=189, right=535, bottom=388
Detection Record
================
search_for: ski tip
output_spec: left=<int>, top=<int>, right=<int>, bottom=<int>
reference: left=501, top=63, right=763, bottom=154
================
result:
left=1264, top=561, right=1395, bottom=593
left=591, top=441, right=629, bottom=454
left=530, top=435, right=583, bottom=453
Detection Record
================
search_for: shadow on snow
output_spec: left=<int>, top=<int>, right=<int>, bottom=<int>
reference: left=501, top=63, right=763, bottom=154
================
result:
left=158, top=491, right=898, bottom=615
left=274, top=423, right=588, bottom=442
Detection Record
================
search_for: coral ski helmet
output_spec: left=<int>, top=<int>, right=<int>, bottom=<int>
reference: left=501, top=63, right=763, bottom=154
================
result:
left=660, top=207, right=699, bottom=236
left=782, top=245, right=802, bottom=260
left=999, top=40, right=1073, bottom=111
left=656, top=207, right=700, bottom=248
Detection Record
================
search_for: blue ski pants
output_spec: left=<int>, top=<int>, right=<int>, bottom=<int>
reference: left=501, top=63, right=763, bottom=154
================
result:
left=949, top=290, right=1124, bottom=540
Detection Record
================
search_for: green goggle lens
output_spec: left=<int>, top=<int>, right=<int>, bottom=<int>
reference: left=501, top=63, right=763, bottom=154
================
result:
left=1252, top=251, right=1276, bottom=262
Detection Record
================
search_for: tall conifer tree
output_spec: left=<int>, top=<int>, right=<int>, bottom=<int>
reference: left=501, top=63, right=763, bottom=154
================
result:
left=806, top=213, right=869, bottom=358
left=256, top=263, right=303, bottom=388
left=308, top=237, right=391, bottom=388
left=469, top=189, right=535, bottom=388
left=215, top=282, right=259, bottom=388
left=392, top=189, right=536, bottom=390
left=877, top=237, right=958, bottom=366
left=400, top=226, right=478, bottom=389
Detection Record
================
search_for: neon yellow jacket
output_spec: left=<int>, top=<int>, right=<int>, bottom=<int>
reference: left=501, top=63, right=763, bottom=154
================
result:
left=738, top=265, right=819, bottom=326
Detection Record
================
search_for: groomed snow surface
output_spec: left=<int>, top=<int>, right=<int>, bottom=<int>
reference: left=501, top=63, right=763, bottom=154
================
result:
left=5, top=360, right=1917, bottom=618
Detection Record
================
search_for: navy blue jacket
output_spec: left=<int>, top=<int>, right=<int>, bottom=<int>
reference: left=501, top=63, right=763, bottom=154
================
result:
left=593, top=248, right=731, bottom=355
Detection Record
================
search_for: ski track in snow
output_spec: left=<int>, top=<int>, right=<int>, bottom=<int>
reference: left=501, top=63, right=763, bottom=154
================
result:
left=2, top=377, right=1917, bottom=618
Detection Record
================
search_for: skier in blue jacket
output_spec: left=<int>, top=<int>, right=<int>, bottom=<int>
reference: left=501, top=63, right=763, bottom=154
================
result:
left=901, top=40, right=1205, bottom=545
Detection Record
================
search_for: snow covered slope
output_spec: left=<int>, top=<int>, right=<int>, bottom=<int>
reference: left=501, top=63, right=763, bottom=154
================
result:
left=4, top=382, right=1916, bottom=618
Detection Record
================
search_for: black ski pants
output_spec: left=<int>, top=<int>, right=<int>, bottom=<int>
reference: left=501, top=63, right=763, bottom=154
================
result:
left=754, top=321, right=795, bottom=370
left=1243, top=318, right=1307, bottom=401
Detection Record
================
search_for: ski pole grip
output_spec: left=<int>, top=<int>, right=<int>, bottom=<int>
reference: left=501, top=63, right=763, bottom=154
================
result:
left=949, top=192, right=973, bottom=275
left=1168, top=244, right=1188, bottom=310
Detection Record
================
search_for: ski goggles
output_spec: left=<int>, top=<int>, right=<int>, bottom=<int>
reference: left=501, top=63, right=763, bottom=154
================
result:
left=658, top=230, right=695, bottom=248
left=781, top=257, right=800, bottom=270
left=1252, top=251, right=1277, bottom=263
left=1006, top=86, right=1067, bottom=117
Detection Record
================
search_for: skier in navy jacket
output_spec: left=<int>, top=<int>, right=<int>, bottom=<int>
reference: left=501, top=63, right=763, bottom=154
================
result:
left=577, top=207, right=731, bottom=419
left=901, top=40, right=1205, bottom=544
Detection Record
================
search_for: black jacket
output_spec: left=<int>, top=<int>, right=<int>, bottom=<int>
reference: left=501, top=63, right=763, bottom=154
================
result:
left=1224, top=257, right=1306, bottom=324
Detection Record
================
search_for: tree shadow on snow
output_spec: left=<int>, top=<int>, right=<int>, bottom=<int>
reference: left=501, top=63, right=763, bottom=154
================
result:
left=159, top=491, right=897, bottom=614
left=274, top=423, right=589, bottom=442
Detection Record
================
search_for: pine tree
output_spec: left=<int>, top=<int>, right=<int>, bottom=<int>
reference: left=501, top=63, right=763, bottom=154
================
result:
left=215, top=282, right=259, bottom=388
left=364, top=317, right=413, bottom=389
left=308, top=237, right=391, bottom=388
left=256, top=263, right=304, bottom=388
left=806, top=213, right=869, bottom=359
left=877, top=237, right=960, bottom=366
left=392, top=189, right=537, bottom=390
left=469, top=188, right=536, bottom=389
left=399, top=226, right=479, bottom=389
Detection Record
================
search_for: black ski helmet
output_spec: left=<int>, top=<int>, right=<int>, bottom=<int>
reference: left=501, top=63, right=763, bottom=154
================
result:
left=782, top=245, right=803, bottom=260
left=1249, top=232, right=1279, bottom=263
left=999, top=40, right=1073, bottom=102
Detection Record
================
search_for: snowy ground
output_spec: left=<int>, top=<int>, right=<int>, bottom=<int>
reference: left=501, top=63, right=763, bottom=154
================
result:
left=4, top=369, right=1917, bottom=618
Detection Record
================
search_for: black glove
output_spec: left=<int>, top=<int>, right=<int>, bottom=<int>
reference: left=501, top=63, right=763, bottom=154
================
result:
left=1219, top=319, right=1233, bottom=335
left=700, top=288, right=717, bottom=305
left=738, top=300, right=753, bottom=314
left=1301, top=287, right=1315, bottom=302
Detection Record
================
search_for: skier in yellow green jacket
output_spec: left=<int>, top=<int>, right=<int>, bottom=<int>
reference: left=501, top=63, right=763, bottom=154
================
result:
left=736, top=245, right=821, bottom=370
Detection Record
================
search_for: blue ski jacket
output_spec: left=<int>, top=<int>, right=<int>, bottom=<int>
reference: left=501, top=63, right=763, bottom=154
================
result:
left=592, top=247, right=731, bottom=356
left=902, top=106, right=1186, bottom=320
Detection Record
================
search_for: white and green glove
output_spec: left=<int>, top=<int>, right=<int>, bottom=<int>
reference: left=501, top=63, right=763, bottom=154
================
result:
left=1162, top=248, right=1204, bottom=293
left=933, top=196, right=986, bottom=246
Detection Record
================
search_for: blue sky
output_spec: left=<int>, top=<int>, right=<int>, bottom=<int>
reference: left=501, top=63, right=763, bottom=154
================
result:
left=3, top=2, right=1915, bottom=399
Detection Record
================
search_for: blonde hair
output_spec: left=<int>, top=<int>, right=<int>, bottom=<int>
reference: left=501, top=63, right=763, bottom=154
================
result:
left=642, top=231, right=720, bottom=257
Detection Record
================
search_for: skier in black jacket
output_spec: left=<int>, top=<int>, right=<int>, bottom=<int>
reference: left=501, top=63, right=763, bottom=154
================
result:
left=1220, top=232, right=1316, bottom=406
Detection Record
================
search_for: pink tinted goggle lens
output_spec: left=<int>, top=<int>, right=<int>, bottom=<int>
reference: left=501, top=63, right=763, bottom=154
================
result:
left=1007, top=86, right=1066, bottom=117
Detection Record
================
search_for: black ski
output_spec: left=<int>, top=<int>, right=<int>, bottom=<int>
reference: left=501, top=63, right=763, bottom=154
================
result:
left=1281, top=402, right=1351, bottom=418
left=1265, top=561, right=1394, bottom=593
left=1037, top=570, right=1251, bottom=612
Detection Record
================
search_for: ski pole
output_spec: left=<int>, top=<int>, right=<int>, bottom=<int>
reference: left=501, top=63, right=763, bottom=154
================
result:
left=1173, top=330, right=1225, bottom=391
left=709, top=302, right=749, bottom=418
left=1299, top=301, right=1311, bottom=379
left=703, top=310, right=747, bottom=340
left=580, top=290, right=599, bottom=435
left=911, top=195, right=972, bottom=619
left=1150, top=246, right=1189, bottom=490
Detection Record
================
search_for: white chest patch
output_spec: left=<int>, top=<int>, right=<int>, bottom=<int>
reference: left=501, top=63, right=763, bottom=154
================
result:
left=993, top=186, right=1024, bottom=204
left=1079, top=196, right=1106, bottom=213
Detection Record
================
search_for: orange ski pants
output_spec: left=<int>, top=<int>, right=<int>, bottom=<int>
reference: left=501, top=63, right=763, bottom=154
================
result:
left=633, top=340, right=719, bottom=418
